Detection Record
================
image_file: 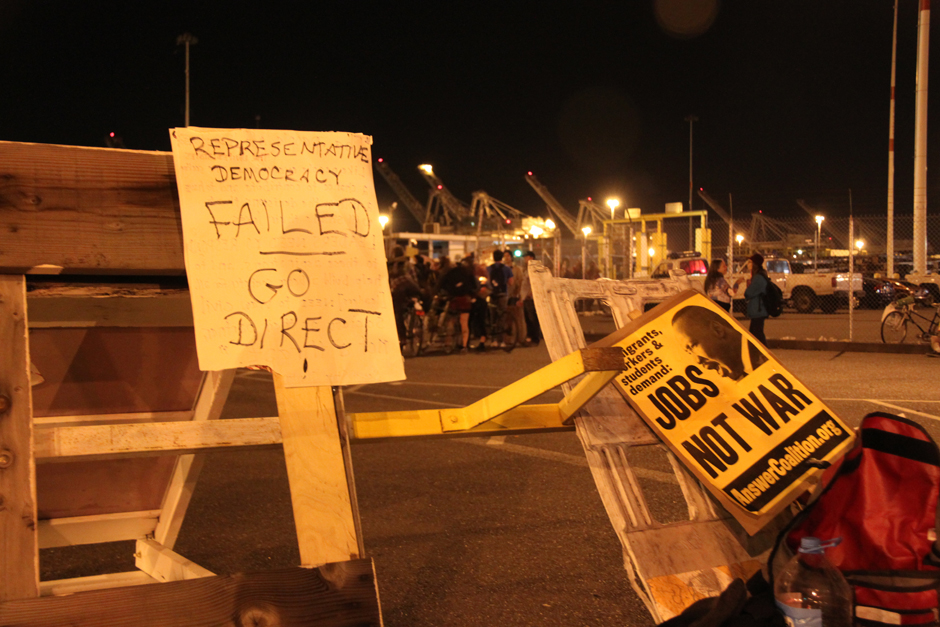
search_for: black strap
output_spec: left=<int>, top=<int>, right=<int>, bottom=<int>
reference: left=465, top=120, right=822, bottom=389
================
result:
left=862, top=428, right=940, bottom=467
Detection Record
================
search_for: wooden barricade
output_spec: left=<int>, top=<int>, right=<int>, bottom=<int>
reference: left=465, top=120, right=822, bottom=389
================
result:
left=0, top=141, right=381, bottom=625
left=528, top=262, right=789, bottom=623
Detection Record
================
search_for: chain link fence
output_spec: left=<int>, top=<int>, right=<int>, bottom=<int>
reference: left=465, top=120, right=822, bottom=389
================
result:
left=536, top=213, right=940, bottom=345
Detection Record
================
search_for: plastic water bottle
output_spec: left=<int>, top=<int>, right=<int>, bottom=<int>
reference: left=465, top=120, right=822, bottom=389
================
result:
left=774, top=537, right=853, bottom=627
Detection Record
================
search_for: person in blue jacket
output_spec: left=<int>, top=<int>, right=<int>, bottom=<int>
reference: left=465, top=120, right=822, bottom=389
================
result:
left=743, top=252, right=769, bottom=345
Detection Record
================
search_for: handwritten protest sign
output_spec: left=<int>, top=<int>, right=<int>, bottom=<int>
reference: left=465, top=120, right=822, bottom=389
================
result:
left=170, top=127, right=404, bottom=387
left=594, top=291, right=854, bottom=532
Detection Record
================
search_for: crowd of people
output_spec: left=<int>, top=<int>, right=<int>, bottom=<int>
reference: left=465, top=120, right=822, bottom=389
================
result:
left=389, top=247, right=776, bottom=355
left=388, top=247, right=543, bottom=354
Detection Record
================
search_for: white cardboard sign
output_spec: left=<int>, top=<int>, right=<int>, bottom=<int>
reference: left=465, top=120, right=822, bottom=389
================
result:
left=170, top=127, right=404, bottom=387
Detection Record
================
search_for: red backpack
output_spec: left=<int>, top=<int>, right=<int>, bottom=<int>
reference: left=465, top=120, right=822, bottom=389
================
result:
left=775, top=412, right=940, bottom=627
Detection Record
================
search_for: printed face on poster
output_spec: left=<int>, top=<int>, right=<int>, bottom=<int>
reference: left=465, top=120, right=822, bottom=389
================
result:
left=170, top=127, right=404, bottom=387
left=595, top=291, right=855, bottom=531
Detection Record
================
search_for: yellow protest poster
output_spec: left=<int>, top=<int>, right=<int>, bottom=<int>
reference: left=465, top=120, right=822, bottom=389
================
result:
left=169, top=127, right=405, bottom=387
left=594, top=290, right=855, bottom=532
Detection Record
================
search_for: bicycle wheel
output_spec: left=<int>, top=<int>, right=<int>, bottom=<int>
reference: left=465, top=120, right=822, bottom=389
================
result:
left=501, top=313, right=517, bottom=350
left=401, top=310, right=422, bottom=357
left=881, top=311, right=909, bottom=344
left=441, top=312, right=460, bottom=354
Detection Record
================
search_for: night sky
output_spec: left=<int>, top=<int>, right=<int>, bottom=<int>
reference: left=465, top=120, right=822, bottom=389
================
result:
left=1, top=1, right=934, bottom=231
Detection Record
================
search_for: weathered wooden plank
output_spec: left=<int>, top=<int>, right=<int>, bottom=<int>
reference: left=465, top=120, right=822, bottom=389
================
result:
left=26, top=286, right=193, bottom=327
left=36, top=456, right=177, bottom=519
left=2, top=561, right=382, bottom=627
left=40, top=571, right=158, bottom=598
left=0, top=141, right=183, bottom=273
left=0, top=275, right=39, bottom=600
left=274, top=377, right=360, bottom=567
left=135, top=538, right=214, bottom=582
left=154, top=369, right=236, bottom=549
left=33, top=416, right=279, bottom=462
left=38, top=510, right=161, bottom=549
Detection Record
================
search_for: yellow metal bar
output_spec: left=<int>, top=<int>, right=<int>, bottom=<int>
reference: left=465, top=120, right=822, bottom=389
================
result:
left=348, top=347, right=624, bottom=439
left=558, top=370, right=621, bottom=425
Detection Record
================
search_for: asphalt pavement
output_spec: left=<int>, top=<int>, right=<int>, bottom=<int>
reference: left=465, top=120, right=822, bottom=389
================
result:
left=38, top=313, right=940, bottom=627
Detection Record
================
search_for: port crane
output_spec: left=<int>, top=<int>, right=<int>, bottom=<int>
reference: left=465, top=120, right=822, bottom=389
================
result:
left=524, top=172, right=581, bottom=236
left=417, top=164, right=471, bottom=228
left=373, top=159, right=428, bottom=228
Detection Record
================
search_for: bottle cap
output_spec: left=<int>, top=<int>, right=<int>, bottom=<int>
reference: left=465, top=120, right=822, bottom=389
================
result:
left=798, top=536, right=842, bottom=554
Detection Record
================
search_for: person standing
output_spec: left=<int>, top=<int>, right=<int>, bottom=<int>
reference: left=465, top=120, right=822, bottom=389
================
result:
left=487, top=249, right=514, bottom=332
left=704, top=259, right=736, bottom=312
left=506, top=252, right=527, bottom=348
left=743, top=252, right=769, bottom=345
left=438, top=255, right=479, bottom=353
left=519, top=251, right=542, bottom=346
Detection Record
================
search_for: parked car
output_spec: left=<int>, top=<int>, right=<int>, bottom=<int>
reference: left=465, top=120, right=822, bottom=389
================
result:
left=878, top=277, right=933, bottom=307
left=859, top=277, right=897, bottom=309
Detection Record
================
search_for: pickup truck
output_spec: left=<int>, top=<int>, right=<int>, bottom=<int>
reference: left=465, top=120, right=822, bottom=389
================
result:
left=650, top=257, right=863, bottom=313
left=732, top=258, right=863, bottom=313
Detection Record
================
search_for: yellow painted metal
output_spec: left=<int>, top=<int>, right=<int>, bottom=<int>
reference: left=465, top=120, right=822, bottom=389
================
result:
left=349, top=404, right=569, bottom=440
left=348, top=348, right=624, bottom=440
left=558, top=370, right=621, bottom=424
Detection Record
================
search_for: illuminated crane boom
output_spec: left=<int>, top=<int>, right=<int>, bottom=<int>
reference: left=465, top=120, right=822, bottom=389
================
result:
left=417, top=164, right=470, bottom=227
left=374, top=159, right=427, bottom=226
left=524, top=172, right=580, bottom=236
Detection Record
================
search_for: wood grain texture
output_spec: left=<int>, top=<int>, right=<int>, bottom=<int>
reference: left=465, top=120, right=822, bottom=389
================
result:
left=0, top=141, right=184, bottom=273
left=0, top=275, right=38, bottom=600
left=0, top=561, right=382, bottom=626
left=273, top=377, right=359, bottom=566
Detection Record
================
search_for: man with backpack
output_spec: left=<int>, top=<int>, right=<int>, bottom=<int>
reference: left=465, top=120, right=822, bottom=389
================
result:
left=486, top=250, right=514, bottom=347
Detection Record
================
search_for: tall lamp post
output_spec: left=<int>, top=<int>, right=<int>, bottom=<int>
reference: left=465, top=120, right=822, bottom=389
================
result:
left=685, top=114, right=698, bottom=248
left=814, top=215, right=825, bottom=275
left=581, top=226, right=592, bottom=279
left=176, top=33, right=198, bottom=127
left=606, top=198, right=620, bottom=278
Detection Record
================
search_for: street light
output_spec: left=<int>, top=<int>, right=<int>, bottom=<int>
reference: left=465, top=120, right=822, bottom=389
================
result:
left=685, top=114, right=698, bottom=247
left=855, top=239, right=865, bottom=251
left=606, top=197, right=620, bottom=220
left=814, top=215, right=825, bottom=275
left=378, top=215, right=389, bottom=230
left=581, top=225, right=592, bottom=279
left=176, top=33, right=198, bottom=127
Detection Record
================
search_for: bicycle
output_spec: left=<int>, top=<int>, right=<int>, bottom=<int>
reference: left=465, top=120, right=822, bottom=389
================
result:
left=880, top=295, right=940, bottom=344
left=482, top=294, right=518, bottom=349
left=399, top=297, right=425, bottom=357
left=422, top=293, right=461, bottom=354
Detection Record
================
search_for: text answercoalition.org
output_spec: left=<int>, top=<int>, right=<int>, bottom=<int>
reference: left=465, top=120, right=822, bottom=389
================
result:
left=727, top=417, right=847, bottom=510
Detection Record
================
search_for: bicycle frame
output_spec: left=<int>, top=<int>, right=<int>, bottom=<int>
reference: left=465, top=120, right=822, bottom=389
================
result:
left=884, top=299, right=940, bottom=342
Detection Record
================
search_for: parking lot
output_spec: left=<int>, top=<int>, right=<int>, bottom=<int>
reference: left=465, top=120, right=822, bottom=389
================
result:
left=39, top=327, right=940, bottom=626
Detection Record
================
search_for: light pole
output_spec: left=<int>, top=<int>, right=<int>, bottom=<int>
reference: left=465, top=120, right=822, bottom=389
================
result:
left=685, top=114, right=698, bottom=248
left=581, top=226, right=592, bottom=279
left=606, top=198, right=620, bottom=278
left=814, top=215, right=825, bottom=275
left=177, top=33, right=198, bottom=127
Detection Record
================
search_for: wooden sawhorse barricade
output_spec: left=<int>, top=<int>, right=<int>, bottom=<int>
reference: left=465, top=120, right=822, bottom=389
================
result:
left=528, top=262, right=789, bottom=622
left=0, top=141, right=628, bottom=625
